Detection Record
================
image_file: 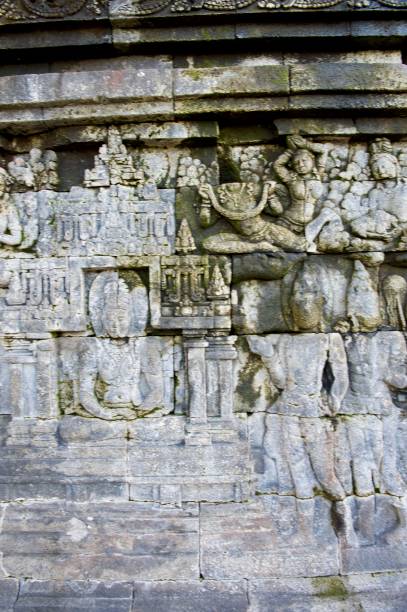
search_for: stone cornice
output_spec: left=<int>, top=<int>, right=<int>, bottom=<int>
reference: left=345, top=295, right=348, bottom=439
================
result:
left=0, top=0, right=404, bottom=27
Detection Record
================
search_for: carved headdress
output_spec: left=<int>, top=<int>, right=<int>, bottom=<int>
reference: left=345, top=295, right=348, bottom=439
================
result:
left=369, top=138, right=399, bottom=170
left=89, top=270, right=149, bottom=337
left=102, top=277, right=130, bottom=316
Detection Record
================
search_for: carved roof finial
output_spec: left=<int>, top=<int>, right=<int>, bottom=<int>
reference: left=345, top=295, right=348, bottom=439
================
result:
left=175, top=218, right=196, bottom=254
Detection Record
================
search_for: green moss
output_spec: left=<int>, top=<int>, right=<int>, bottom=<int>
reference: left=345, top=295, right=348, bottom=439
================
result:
left=185, top=68, right=203, bottom=82
left=312, top=577, right=348, bottom=600
left=235, top=352, right=263, bottom=408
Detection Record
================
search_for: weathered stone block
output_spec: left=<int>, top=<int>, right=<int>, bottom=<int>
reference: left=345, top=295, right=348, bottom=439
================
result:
left=0, top=501, right=199, bottom=580
left=14, top=580, right=133, bottom=612
left=0, top=579, right=18, bottom=612
left=174, top=66, right=289, bottom=98
left=132, top=580, right=248, bottom=612
left=128, top=416, right=252, bottom=504
left=290, top=64, right=407, bottom=93
left=200, top=497, right=339, bottom=579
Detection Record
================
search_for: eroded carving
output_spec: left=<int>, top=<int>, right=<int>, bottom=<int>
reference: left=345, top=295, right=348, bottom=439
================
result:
left=112, top=0, right=396, bottom=17
left=198, top=181, right=305, bottom=253
left=154, top=223, right=231, bottom=330
left=8, top=149, right=59, bottom=192
left=58, top=272, right=173, bottom=421
left=0, top=0, right=105, bottom=21
left=243, top=331, right=407, bottom=550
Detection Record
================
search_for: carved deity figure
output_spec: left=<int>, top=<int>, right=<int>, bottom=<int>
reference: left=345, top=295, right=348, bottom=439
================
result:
left=248, top=333, right=348, bottom=501
left=350, top=139, right=407, bottom=245
left=340, top=332, right=407, bottom=493
left=198, top=181, right=306, bottom=253
left=335, top=332, right=407, bottom=546
left=382, top=274, right=407, bottom=329
left=0, top=167, right=23, bottom=253
left=272, top=135, right=329, bottom=242
left=79, top=273, right=163, bottom=420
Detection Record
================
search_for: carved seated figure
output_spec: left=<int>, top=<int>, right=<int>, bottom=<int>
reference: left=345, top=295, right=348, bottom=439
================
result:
left=350, top=139, right=407, bottom=245
left=197, top=136, right=332, bottom=253
left=79, top=273, right=163, bottom=420
left=198, top=181, right=307, bottom=253
left=0, top=168, right=23, bottom=253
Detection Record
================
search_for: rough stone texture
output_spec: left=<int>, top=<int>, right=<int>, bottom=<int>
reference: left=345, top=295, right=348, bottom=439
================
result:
left=0, top=2, right=407, bottom=610
left=0, top=501, right=199, bottom=580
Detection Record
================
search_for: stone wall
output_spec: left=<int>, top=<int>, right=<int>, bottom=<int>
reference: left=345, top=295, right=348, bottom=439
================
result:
left=0, top=3, right=407, bottom=610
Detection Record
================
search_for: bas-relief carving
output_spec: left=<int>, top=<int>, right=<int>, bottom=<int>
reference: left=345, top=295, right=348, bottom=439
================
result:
left=1, top=124, right=407, bottom=583
left=39, top=185, right=176, bottom=257
left=151, top=219, right=232, bottom=331
left=56, top=270, right=174, bottom=421
left=0, top=257, right=116, bottom=333
left=234, top=252, right=407, bottom=334
left=195, top=137, right=407, bottom=255
left=110, top=0, right=407, bottom=17
left=242, top=331, right=407, bottom=551
left=0, top=338, right=57, bottom=417
left=0, top=0, right=105, bottom=21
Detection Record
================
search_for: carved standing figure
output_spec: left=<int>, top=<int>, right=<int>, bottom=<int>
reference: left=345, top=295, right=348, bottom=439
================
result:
left=272, top=135, right=335, bottom=249
left=382, top=274, right=407, bottom=329
left=248, top=333, right=348, bottom=499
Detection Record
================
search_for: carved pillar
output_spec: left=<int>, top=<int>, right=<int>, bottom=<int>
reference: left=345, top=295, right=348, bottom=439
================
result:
left=183, top=330, right=208, bottom=425
left=206, top=335, right=237, bottom=424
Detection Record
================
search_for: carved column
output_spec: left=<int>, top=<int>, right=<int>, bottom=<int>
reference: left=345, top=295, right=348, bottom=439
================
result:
left=183, top=330, right=208, bottom=425
left=206, top=334, right=237, bottom=424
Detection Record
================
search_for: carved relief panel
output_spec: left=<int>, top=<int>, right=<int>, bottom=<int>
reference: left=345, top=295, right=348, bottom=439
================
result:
left=1, top=122, right=407, bottom=579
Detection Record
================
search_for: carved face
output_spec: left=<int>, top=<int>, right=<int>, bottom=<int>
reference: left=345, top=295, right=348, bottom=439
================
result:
left=102, top=306, right=131, bottom=339
left=291, top=150, right=315, bottom=176
left=291, top=292, right=323, bottom=330
left=29, top=148, right=42, bottom=164
left=371, top=155, right=398, bottom=180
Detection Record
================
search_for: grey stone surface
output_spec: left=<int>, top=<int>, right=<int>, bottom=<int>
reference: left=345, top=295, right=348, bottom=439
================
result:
left=0, top=579, right=19, bottom=612
left=248, top=573, right=407, bottom=611
left=0, top=501, right=199, bottom=580
left=132, top=581, right=248, bottom=612
left=200, top=497, right=339, bottom=579
left=14, top=581, right=133, bottom=612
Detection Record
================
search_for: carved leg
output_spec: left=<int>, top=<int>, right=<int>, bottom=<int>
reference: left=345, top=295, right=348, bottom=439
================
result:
left=301, top=417, right=346, bottom=501
left=382, top=411, right=405, bottom=496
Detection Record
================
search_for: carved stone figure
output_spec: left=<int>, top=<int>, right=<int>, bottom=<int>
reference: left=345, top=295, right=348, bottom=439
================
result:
left=8, top=149, right=59, bottom=192
left=272, top=135, right=330, bottom=248
left=77, top=272, right=168, bottom=420
left=346, top=259, right=382, bottom=331
left=340, top=332, right=406, bottom=486
left=198, top=181, right=306, bottom=253
left=383, top=274, right=407, bottom=329
left=349, top=139, right=407, bottom=246
left=0, top=167, right=23, bottom=253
